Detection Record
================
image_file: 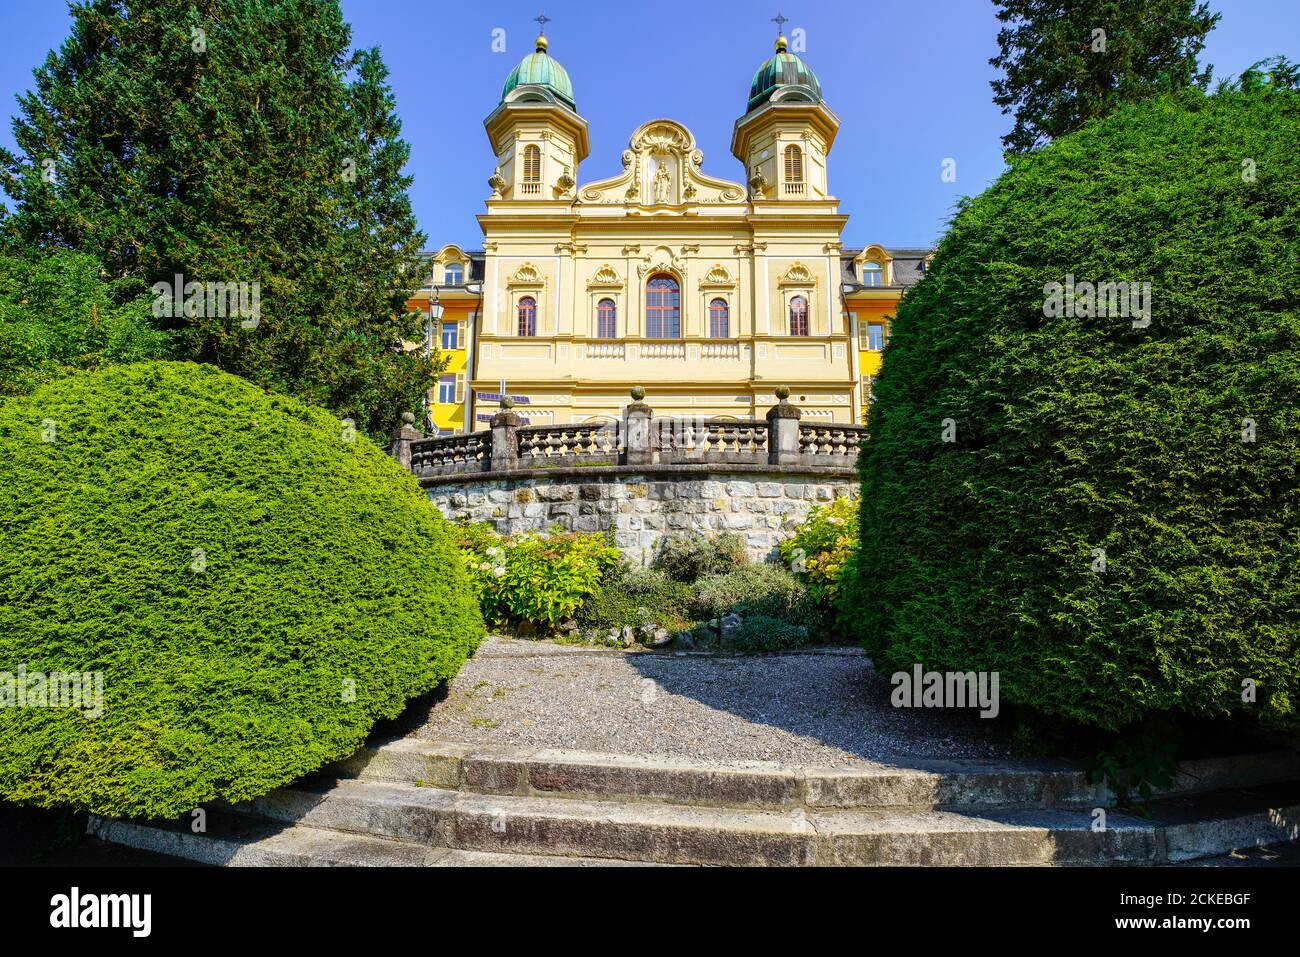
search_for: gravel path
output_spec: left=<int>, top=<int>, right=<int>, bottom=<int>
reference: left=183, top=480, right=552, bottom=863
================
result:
left=411, top=637, right=1015, bottom=767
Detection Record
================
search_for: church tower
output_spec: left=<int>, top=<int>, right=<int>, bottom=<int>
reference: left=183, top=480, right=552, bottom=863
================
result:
left=482, top=28, right=590, bottom=205
left=731, top=31, right=840, bottom=205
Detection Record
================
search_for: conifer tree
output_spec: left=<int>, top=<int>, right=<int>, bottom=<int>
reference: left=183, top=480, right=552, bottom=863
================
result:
left=990, top=0, right=1219, bottom=153
left=0, top=0, right=432, bottom=436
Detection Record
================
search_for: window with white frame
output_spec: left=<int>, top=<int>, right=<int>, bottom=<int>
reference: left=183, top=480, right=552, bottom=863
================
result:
left=436, top=374, right=456, bottom=404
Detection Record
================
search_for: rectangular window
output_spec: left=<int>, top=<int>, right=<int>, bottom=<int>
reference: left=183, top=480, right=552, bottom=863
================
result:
left=440, top=321, right=458, bottom=350
left=437, top=374, right=456, bottom=405
left=867, top=323, right=885, bottom=351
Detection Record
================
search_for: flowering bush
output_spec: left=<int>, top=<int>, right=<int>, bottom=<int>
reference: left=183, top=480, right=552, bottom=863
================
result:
left=454, top=522, right=621, bottom=632
left=779, top=496, right=859, bottom=617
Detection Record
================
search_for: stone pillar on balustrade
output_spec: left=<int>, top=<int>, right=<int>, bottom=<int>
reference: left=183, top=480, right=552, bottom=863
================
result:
left=490, top=399, right=525, bottom=472
left=766, top=386, right=802, bottom=466
left=389, top=411, right=423, bottom=471
left=622, top=386, right=655, bottom=466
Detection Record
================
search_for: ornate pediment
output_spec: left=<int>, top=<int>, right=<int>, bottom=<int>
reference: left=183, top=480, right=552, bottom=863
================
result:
left=778, top=262, right=815, bottom=286
left=701, top=263, right=736, bottom=287
left=579, top=119, right=746, bottom=208
left=587, top=263, right=622, bottom=288
left=509, top=262, right=544, bottom=286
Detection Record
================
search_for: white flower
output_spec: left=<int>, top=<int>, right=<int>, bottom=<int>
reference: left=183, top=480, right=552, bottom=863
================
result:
left=492, top=566, right=506, bottom=578
left=486, top=547, right=499, bottom=557
left=478, top=562, right=491, bottom=571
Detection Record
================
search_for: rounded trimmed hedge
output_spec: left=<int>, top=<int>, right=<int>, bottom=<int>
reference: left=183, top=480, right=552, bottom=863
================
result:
left=0, top=362, right=484, bottom=817
left=854, top=88, right=1300, bottom=732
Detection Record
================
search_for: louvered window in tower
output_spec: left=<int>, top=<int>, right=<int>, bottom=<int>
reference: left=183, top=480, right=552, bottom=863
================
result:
left=521, top=145, right=541, bottom=195
left=784, top=145, right=804, bottom=195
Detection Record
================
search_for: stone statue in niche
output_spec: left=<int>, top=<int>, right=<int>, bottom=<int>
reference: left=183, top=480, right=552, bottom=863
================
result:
left=653, top=160, right=672, bottom=205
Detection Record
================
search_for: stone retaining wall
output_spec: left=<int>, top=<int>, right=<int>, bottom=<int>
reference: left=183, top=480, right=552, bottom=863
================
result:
left=426, top=468, right=859, bottom=565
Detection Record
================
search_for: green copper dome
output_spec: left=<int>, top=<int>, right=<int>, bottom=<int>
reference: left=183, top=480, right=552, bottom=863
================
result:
left=747, top=35, right=823, bottom=111
left=501, top=35, right=576, bottom=110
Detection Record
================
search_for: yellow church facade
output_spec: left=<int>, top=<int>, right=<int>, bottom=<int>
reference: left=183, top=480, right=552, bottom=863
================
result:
left=410, top=31, right=927, bottom=434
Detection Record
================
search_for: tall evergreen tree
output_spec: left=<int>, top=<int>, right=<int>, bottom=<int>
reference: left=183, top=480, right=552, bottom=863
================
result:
left=0, top=0, right=432, bottom=436
left=989, top=0, right=1219, bottom=153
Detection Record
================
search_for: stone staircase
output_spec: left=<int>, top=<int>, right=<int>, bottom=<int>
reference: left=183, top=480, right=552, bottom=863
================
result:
left=89, top=740, right=1300, bottom=866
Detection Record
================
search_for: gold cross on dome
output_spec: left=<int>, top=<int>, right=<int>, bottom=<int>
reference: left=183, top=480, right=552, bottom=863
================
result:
left=772, top=12, right=788, bottom=34
left=534, top=12, right=551, bottom=34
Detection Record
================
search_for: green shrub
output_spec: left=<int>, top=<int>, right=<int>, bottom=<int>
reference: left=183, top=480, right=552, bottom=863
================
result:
left=694, top=564, right=820, bottom=629
left=0, top=362, right=484, bottom=818
left=778, top=496, right=859, bottom=623
left=652, top=532, right=748, bottom=582
left=455, top=522, right=621, bottom=632
left=577, top=567, right=695, bottom=635
left=0, top=248, right=171, bottom=398
left=731, top=615, right=810, bottom=653
left=853, top=87, right=1300, bottom=731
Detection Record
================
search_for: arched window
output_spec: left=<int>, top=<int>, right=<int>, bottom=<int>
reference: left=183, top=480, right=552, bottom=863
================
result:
left=443, top=262, right=464, bottom=286
left=861, top=260, right=883, bottom=287
left=522, top=145, right=541, bottom=183
left=597, top=298, right=617, bottom=338
left=709, top=298, right=730, bottom=338
left=788, top=296, right=809, bottom=336
left=784, top=145, right=804, bottom=183
left=645, top=275, right=680, bottom=338
left=517, top=296, right=536, bottom=336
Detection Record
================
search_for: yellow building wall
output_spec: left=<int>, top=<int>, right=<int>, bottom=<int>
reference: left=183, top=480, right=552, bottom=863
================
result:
left=846, top=297, right=896, bottom=423
left=406, top=294, right=474, bottom=434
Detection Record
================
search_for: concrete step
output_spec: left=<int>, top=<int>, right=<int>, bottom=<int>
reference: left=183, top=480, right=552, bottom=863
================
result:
left=87, top=811, right=666, bottom=867
left=231, top=777, right=1300, bottom=866
left=331, top=738, right=1300, bottom=812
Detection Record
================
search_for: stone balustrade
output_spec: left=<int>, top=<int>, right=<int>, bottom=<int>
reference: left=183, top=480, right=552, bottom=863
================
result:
left=391, top=389, right=865, bottom=563
left=394, top=389, right=866, bottom=482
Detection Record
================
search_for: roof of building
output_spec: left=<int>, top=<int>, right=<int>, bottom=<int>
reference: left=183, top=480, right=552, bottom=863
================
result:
left=747, top=35, right=823, bottom=111
left=420, top=249, right=930, bottom=293
left=840, top=248, right=933, bottom=289
left=501, top=35, right=576, bottom=110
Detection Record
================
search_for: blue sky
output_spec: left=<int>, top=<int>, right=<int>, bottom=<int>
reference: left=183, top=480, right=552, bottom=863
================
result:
left=1, top=1, right=1297, bottom=248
